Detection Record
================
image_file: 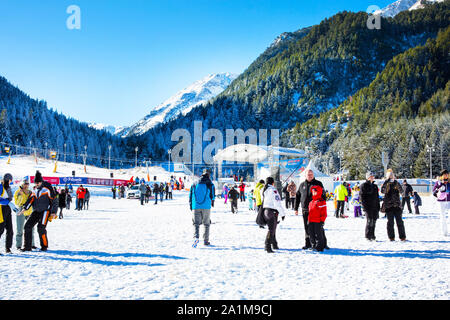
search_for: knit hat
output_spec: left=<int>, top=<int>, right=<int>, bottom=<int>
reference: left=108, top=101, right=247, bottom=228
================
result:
left=34, top=171, right=43, bottom=183
left=3, top=173, right=13, bottom=181
left=202, top=169, right=210, bottom=177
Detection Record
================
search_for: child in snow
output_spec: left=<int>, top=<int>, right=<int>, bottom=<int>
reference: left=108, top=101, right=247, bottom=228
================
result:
left=351, top=186, right=362, bottom=217
left=412, top=191, right=422, bottom=215
left=248, top=189, right=255, bottom=211
left=308, top=185, right=327, bottom=252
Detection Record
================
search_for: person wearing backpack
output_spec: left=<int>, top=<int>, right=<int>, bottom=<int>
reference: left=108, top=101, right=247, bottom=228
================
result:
left=19, top=171, right=58, bottom=252
left=189, top=169, right=215, bottom=247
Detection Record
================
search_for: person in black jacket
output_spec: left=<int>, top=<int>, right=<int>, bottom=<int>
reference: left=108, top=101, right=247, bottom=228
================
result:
left=227, top=186, right=240, bottom=214
left=360, top=172, right=380, bottom=241
left=58, top=189, right=66, bottom=219
left=294, top=169, right=328, bottom=250
left=19, top=171, right=58, bottom=252
left=401, top=180, right=413, bottom=214
left=153, top=183, right=159, bottom=204
left=381, top=169, right=406, bottom=241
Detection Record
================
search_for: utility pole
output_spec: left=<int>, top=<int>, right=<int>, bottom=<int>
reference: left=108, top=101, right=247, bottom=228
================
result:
left=108, top=145, right=112, bottom=170
left=168, top=149, right=172, bottom=174
left=64, top=143, right=67, bottom=163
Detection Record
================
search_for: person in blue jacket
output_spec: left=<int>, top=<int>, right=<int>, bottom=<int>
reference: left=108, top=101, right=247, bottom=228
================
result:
left=189, top=169, right=215, bottom=247
left=0, top=173, right=19, bottom=254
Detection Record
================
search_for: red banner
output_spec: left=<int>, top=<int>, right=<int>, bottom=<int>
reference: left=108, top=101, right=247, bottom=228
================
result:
left=30, top=176, right=60, bottom=185
left=113, top=179, right=129, bottom=186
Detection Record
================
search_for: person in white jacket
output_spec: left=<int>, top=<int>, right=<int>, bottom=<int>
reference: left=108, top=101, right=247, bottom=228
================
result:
left=260, top=177, right=286, bottom=253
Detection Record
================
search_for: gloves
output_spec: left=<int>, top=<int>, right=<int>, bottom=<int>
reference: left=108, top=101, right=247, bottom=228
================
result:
left=211, top=200, right=214, bottom=208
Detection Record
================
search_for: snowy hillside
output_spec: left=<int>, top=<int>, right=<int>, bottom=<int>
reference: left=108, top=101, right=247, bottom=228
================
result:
left=88, top=123, right=124, bottom=136
left=374, top=0, right=444, bottom=17
left=0, top=155, right=190, bottom=189
left=119, top=73, right=238, bottom=137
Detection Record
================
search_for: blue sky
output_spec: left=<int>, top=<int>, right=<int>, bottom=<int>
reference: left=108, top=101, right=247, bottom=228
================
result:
left=0, top=0, right=393, bottom=127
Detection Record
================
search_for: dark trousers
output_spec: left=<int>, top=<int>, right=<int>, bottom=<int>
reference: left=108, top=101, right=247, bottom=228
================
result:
left=140, top=195, right=145, bottom=205
left=154, top=192, right=158, bottom=204
left=402, top=197, right=412, bottom=213
left=335, top=200, right=345, bottom=217
left=302, top=210, right=327, bottom=249
left=84, top=200, right=89, bottom=210
left=169, top=192, right=173, bottom=199
left=285, top=195, right=290, bottom=209
left=230, top=200, right=238, bottom=213
left=160, top=192, right=164, bottom=202
left=59, top=207, right=64, bottom=219
left=77, top=198, right=84, bottom=210
left=0, top=205, right=13, bottom=250
left=112, top=192, right=116, bottom=199
left=308, top=222, right=325, bottom=251
left=239, top=191, right=245, bottom=202
left=365, top=217, right=377, bottom=240
left=386, top=207, right=406, bottom=240
left=301, top=211, right=312, bottom=248
left=264, top=209, right=279, bottom=247
left=290, top=198, right=295, bottom=208
left=24, top=210, right=49, bottom=250
left=414, top=205, right=420, bottom=215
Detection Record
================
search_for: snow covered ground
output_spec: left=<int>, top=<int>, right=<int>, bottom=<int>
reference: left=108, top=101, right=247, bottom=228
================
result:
left=1, top=188, right=449, bottom=300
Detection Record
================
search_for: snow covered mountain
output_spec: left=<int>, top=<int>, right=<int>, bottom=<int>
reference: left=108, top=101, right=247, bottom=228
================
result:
left=118, top=73, right=238, bottom=137
left=88, top=123, right=124, bottom=136
left=374, top=0, right=444, bottom=17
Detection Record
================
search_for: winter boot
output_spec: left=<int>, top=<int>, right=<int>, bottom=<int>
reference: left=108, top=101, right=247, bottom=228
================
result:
left=265, top=233, right=274, bottom=253
left=272, top=238, right=279, bottom=250
left=302, top=237, right=312, bottom=250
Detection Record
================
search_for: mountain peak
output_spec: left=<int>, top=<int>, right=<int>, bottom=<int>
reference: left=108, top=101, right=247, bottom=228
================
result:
left=118, top=72, right=238, bottom=137
left=374, top=0, right=444, bottom=17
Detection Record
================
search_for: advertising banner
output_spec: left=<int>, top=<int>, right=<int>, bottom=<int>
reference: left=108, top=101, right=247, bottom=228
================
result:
left=59, top=177, right=88, bottom=185
left=30, top=176, right=60, bottom=185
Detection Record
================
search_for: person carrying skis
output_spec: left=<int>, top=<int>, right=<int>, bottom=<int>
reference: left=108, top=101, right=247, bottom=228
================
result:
left=189, top=169, right=215, bottom=247
left=433, top=169, right=449, bottom=236
left=0, top=173, right=20, bottom=254
left=360, top=172, right=380, bottom=241
left=19, top=171, right=58, bottom=252
left=260, top=177, right=286, bottom=253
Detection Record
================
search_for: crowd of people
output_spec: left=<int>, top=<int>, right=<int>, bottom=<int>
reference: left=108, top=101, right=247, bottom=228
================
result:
left=1, top=166, right=449, bottom=255
left=191, top=167, right=449, bottom=254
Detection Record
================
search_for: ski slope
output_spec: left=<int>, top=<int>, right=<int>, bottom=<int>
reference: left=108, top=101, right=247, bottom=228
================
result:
left=0, top=187, right=449, bottom=300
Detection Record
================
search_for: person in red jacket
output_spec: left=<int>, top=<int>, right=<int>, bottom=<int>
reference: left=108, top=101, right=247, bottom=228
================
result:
left=76, top=185, right=86, bottom=211
left=308, top=185, right=327, bottom=252
left=238, top=182, right=246, bottom=202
